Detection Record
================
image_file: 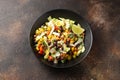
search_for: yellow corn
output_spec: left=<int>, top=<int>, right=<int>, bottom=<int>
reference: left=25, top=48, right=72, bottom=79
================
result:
left=74, top=51, right=77, bottom=55
left=58, top=30, right=61, bottom=33
left=74, top=48, right=77, bottom=51
left=75, top=38, right=78, bottom=41
left=48, top=35, right=52, bottom=39
left=70, top=40, right=74, bottom=44
left=71, top=47, right=75, bottom=51
left=67, top=55, right=72, bottom=60
left=36, top=45, right=39, bottom=51
left=73, top=55, right=76, bottom=59
left=39, top=28, right=44, bottom=32
left=65, top=29, right=69, bottom=33
left=47, top=27, right=51, bottom=31
left=35, top=30, right=39, bottom=34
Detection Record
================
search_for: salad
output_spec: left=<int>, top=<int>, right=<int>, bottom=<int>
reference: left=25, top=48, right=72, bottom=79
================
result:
left=34, top=16, right=85, bottom=64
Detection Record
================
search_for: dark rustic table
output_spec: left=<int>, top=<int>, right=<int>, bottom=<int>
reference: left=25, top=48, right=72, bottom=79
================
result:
left=0, top=0, right=120, bottom=80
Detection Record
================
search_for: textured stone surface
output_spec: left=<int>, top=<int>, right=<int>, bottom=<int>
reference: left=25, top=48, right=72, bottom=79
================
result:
left=0, top=0, right=120, bottom=80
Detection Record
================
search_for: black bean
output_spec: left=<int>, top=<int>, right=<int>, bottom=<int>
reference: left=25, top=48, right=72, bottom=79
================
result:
left=53, top=41, right=57, bottom=46
left=48, top=41, right=51, bottom=45
left=66, top=41, right=70, bottom=47
left=60, top=26, right=64, bottom=32
left=67, top=50, right=73, bottom=55
left=76, top=43, right=81, bottom=47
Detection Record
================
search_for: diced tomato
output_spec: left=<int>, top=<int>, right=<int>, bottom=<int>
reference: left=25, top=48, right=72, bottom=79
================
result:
left=48, top=56, right=53, bottom=61
left=47, top=31, right=50, bottom=35
left=55, top=26, right=59, bottom=31
left=39, top=45, right=44, bottom=54
left=60, top=53, right=66, bottom=60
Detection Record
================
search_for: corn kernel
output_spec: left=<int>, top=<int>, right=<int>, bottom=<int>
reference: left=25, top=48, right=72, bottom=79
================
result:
left=65, top=29, right=69, bottom=32
left=40, top=28, right=44, bottom=32
left=36, top=45, right=39, bottom=51
left=38, top=40, right=41, bottom=44
left=48, top=35, right=52, bottom=39
left=71, top=47, right=75, bottom=51
left=35, top=30, right=40, bottom=34
left=70, top=40, right=74, bottom=44
left=74, top=48, right=77, bottom=51
left=75, top=38, right=78, bottom=41
left=67, top=55, right=72, bottom=60
left=74, top=51, right=77, bottom=55
left=58, top=30, right=61, bottom=33
left=73, top=55, right=76, bottom=58
left=47, top=27, right=51, bottom=31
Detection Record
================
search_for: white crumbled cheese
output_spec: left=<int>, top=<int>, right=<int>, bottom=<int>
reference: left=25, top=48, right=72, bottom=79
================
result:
left=55, top=52, right=60, bottom=57
left=70, top=44, right=75, bottom=47
left=43, top=36, right=47, bottom=40
left=57, top=40, right=64, bottom=45
left=54, top=59, right=58, bottom=64
left=52, top=32, right=60, bottom=36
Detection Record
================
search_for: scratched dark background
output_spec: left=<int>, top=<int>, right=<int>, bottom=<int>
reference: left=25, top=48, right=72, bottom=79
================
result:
left=0, top=0, right=120, bottom=80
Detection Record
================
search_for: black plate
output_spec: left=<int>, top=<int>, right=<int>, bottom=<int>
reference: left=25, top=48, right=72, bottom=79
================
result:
left=30, top=9, right=93, bottom=68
